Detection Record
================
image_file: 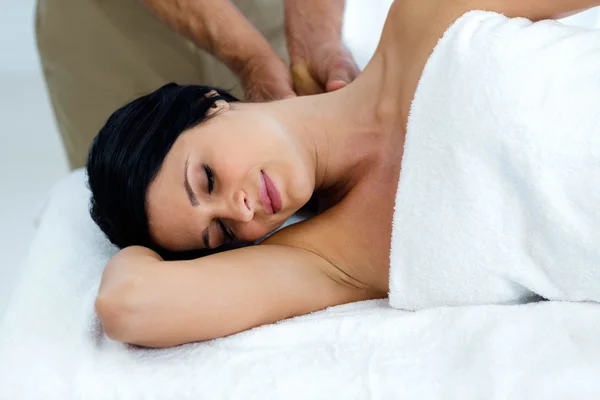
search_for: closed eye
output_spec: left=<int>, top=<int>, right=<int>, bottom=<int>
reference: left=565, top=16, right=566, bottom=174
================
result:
left=218, top=219, right=236, bottom=242
left=203, top=164, right=214, bottom=194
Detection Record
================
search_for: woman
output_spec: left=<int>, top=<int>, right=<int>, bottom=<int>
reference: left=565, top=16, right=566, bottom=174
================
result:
left=88, top=0, right=600, bottom=347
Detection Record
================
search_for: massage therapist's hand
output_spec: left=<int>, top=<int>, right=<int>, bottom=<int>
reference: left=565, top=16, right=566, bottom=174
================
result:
left=140, top=0, right=295, bottom=102
left=239, top=54, right=296, bottom=102
left=285, top=0, right=360, bottom=96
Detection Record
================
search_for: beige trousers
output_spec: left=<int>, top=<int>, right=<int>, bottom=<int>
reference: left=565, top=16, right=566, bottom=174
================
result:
left=36, top=0, right=287, bottom=169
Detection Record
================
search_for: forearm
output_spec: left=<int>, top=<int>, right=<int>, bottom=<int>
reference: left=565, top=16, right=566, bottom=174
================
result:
left=284, top=0, right=346, bottom=59
left=140, top=0, right=279, bottom=76
left=285, top=0, right=345, bottom=32
left=95, top=246, right=221, bottom=347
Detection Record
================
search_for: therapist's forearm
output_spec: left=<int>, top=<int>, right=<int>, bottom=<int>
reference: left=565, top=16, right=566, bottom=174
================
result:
left=140, top=0, right=280, bottom=77
left=284, top=0, right=346, bottom=47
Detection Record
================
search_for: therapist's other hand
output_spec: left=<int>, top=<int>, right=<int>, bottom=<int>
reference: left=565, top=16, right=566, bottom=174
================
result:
left=240, top=54, right=296, bottom=102
left=285, top=0, right=359, bottom=96
left=290, top=43, right=359, bottom=95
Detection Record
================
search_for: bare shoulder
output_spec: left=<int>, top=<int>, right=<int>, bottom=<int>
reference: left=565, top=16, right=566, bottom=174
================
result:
left=263, top=212, right=368, bottom=291
left=264, top=192, right=392, bottom=298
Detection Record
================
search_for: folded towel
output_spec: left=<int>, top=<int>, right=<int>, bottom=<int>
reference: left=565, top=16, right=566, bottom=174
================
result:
left=390, top=11, right=600, bottom=310
left=1, top=170, right=600, bottom=399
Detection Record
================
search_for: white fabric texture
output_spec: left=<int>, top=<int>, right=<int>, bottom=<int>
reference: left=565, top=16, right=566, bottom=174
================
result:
left=1, top=162, right=600, bottom=400
left=390, top=11, right=600, bottom=310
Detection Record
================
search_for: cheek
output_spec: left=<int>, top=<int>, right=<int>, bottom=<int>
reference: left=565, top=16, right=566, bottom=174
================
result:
left=236, top=220, right=280, bottom=242
left=147, top=201, right=192, bottom=249
left=212, top=137, right=256, bottom=173
left=282, top=157, right=314, bottom=208
left=225, top=128, right=285, bottom=162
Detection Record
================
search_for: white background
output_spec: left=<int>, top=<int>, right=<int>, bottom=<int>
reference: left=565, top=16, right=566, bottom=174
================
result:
left=0, top=0, right=67, bottom=319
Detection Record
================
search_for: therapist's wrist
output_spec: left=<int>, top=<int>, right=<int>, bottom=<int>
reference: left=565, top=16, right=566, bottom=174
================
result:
left=202, top=18, right=296, bottom=101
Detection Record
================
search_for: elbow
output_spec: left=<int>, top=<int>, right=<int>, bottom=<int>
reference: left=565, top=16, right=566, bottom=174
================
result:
left=95, top=288, right=175, bottom=348
left=95, top=247, right=166, bottom=345
left=95, top=275, right=144, bottom=344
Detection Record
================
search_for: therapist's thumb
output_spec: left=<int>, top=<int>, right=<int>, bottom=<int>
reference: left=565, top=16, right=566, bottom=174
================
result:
left=325, top=50, right=360, bottom=92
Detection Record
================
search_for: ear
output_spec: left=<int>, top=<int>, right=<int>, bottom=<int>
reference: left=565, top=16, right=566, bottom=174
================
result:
left=206, top=99, right=230, bottom=117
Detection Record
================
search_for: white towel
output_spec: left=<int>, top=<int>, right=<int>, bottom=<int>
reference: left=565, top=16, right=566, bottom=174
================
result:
left=390, top=11, right=600, bottom=310
left=1, top=171, right=600, bottom=399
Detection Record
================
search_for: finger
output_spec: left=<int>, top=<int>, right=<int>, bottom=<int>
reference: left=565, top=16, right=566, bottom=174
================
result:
left=291, top=63, right=325, bottom=96
left=245, top=84, right=296, bottom=102
left=273, top=88, right=297, bottom=101
left=266, top=84, right=296, bottom=101
left=243, top=69, right=296, bottom=102
left=241, top=55, right=296, bottom=102
left=325, top=55, right=360, bottom=92
left=325, top=79, right=348, bottom=92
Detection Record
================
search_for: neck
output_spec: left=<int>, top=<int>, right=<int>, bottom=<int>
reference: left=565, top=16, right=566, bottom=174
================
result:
left=270, top=53, right=397, bottom=197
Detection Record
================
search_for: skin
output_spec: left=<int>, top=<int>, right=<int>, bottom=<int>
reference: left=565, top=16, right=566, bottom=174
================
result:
left=97, top=0, right=600, bottom=347
left=145, top=100, right=317, bottom=251
left=141, top=0, right=358, bottom=101
left=285, top=0, right=360, bottom=94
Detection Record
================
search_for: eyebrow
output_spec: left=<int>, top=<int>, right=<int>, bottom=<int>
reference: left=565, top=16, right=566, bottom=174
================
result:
left=184, top=157, right=211, bottom=249
left=184, top=158, right=199, bottom=207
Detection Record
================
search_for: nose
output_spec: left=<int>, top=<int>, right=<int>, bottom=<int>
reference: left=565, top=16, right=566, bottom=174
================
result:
left=223, top=188, right=254, bottom=223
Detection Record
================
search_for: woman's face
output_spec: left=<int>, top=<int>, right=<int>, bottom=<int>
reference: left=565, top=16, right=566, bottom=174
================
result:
left=146, top=103, right=314, bottom=252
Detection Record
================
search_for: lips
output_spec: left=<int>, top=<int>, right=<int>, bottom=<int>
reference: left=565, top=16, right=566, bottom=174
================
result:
left=259, top=171, right=282, bottom=214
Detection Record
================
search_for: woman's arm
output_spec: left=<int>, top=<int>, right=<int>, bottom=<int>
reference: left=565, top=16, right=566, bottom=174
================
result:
left=95, top=244, right=368, bottom=348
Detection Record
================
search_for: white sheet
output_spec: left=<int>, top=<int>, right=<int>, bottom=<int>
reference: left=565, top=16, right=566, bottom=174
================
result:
left=390, top=11, right=600, bottom=310
left=1, top=170, right=600, bottom=399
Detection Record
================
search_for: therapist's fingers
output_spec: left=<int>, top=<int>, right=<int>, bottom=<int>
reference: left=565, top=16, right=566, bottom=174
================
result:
left=245, top=79, right=296, bottom=102
left=291, top=63, right=325, bottom=96
left=288, top=42, right=360, bottom=96
left=323, top=45, right=360, bottom=92
left=241, top=55, right=296, bottom=102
